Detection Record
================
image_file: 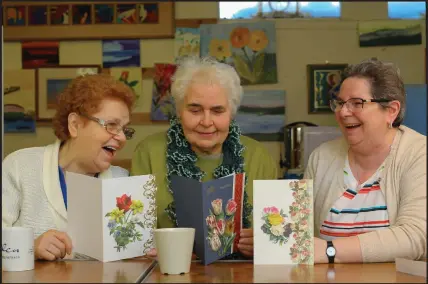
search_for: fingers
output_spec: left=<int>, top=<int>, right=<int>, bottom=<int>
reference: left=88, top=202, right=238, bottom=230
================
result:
left=35, top=230, right=73, bottom=261
left=54, top=232, right=73, bottom=255
left=49, top=237, right=66, bottom=258
left=146, top=248, right=157, bottom=257
left=38, top=249, right=57, bottom=261
left=240, top=228, right=253, bottom=238
left=237, top=243, right=253, bottom=252
left=238, top=237, right=254, bottom=245
left=46, top=243, right=62, bottom=258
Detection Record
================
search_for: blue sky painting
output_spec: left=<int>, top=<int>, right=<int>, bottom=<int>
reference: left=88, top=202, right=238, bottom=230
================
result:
left=102, top=40, right=140, bottom=68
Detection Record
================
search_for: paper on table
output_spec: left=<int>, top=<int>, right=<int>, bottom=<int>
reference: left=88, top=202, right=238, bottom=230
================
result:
left=395, top=258, right=427, bottom=278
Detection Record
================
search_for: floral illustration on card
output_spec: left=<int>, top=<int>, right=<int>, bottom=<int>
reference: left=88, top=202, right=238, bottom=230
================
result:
left=288, top=180, right=313, bottom=264
left=206, top=198, right=237, bottom=256
left=105, top=194, right=145, bottom=252
left=141, top=175, right=157, bottom=253
left=260, top=206, right=292, bottom=245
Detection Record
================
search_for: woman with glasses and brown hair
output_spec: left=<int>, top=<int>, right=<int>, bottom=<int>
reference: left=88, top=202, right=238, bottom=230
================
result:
left=306, top=58, right=426, bottom=264
left=2, top=73, right=136, bottom=261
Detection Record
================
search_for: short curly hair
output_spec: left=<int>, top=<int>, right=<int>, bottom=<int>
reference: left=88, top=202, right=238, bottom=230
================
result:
left=52, top=73, right=136, bottom=141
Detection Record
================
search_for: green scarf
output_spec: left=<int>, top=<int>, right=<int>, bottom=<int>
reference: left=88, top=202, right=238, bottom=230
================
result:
left=165, top=116, right=252, bottom=229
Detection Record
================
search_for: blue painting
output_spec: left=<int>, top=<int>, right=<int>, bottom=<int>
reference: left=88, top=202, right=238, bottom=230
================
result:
left=102, top=40, right=140, bottom=68
left=403, top=84, right=426, bottom=135
left=200, top=21, right=277, bottom=85
left=47, top=79, right=72, bottom=109
left=235, top=90, right=285, bottom=141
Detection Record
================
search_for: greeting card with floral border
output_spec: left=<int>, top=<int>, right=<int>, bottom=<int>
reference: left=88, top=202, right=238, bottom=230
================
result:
left=66, top=172, right=157, bottom=262
left=253, top=179, right=314, bottom=265
left=171, top=173, right=245, bottom=265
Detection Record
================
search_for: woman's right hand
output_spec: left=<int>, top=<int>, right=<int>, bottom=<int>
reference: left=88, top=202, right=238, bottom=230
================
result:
left=34, top=230, right=73, bottom=261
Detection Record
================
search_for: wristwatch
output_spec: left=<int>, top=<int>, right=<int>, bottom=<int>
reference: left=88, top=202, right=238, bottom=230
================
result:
left=326, top=241, right=336, bottom=264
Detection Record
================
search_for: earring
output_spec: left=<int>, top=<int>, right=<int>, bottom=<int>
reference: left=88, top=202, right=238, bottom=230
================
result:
left=388, top=122, right=393, bottom=129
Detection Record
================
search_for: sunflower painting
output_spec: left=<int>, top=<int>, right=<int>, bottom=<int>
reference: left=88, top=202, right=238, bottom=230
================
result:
left=200, top=22, right=277, bottom=85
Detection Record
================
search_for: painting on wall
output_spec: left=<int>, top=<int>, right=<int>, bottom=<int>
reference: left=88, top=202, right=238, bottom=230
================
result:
left=358, top=21, right=422, bottom=47
left=72, top=5, right=91, bottom=24
left=36, top=66, right=101, bottom=121
left=200, top=21, right=277, bottom=85
left=307, top=64, right=347, bottom=114
left=50, top=5, right=70, bottom=25
left=102, top=40, right=140, bottom=68
left=174, top=27, right=200, bottom=62
left=28, top=5, right=48, bottom=25
left=95, top=4, right=114, bottom=23
left=4, top=70, right=36, bottom=133
left=109, top=67, right=143, bottom=112
left=22, top=41, right=60, bottom=69
left=5, top=6, right=26, bottom=26
left=235, top=90, right=285, bottom=141
left=116, top=4, right=137, bottom=24
left=150, top=63, right=177, bottom=121
left=139, top=3, right=159, bottom=23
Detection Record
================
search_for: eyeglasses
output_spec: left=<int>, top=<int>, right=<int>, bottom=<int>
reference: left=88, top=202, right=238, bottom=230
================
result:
left=81, top=114, right=135, bottom=140
left=329, top=98, right=391, bottom=113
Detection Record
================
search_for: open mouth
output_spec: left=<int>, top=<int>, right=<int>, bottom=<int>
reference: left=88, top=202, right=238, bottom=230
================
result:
left=102, top=145, right=117, bottom=157
left=345, top=123, right=362, bottom=129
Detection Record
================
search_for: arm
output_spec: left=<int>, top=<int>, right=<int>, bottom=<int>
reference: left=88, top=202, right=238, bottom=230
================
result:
left=2, top=155, right=21, bottom=228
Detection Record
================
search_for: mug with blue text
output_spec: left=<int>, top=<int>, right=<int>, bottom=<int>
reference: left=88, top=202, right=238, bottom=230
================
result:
left=2, top=227, right=34, bottom=271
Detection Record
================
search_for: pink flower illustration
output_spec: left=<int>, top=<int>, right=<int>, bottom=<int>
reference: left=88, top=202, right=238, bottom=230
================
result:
left=263, top=206, right=279, bottom=215
left=211, top=199, right=223, bottom=215
left=216, top=219, right=225, bottom=235
left=225, top=199, right=237, bottom=216
left=206, top=215, right=216, bottom=230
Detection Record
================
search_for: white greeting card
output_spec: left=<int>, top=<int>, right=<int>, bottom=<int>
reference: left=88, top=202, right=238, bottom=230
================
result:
left=66, top=172, right=157, bottom=262
left=253, top=179, right=314, bottom=265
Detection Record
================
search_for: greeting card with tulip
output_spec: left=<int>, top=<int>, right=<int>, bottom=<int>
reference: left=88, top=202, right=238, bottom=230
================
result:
left=66, top=173, right=157, bottom=262
left=200, top=21, right=277, bottom=85
left=253, top=179, right=314, bottom=265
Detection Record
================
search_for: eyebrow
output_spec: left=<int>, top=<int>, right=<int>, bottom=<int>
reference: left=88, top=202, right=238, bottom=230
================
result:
left=186, top=103, right=226, bottom=111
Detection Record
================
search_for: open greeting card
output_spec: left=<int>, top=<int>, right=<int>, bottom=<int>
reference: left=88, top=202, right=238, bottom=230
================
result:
left=253, top=179, right=314, bottom=265
left=171, top=173, right=245, bottom=265
left=66, top=173, right=157, bottom=262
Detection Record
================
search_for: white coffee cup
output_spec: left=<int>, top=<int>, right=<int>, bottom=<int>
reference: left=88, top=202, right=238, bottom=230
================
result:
left=2, top=227, right=35, bottom=272
left=154, top=228, right=195, bottom=275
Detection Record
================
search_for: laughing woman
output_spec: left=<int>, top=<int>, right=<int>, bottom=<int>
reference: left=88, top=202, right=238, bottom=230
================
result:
left=305, top=59, right=426, bottom=263
left=131, top=56, right=279, bottom=258
left=2, top=74, right=136, bottom=261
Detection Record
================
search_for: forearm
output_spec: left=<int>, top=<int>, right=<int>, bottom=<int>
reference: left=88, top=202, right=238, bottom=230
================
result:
left=316, top=236, right=362, bottom=264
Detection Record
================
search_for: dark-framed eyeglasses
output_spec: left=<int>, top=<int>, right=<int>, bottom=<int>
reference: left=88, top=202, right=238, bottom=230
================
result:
left=80, top=114, right=135, bottom=140
left=329, top=98, right=391, bottom=113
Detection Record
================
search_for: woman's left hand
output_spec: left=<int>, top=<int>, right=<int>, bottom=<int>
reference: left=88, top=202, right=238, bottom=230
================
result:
left=238, top=228, right=254, bottom=257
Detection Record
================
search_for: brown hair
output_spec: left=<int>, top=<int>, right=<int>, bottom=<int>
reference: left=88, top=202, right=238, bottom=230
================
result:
left=52, top=73, right=135, bottom=141
left=343, top=58, right=406, bottom=127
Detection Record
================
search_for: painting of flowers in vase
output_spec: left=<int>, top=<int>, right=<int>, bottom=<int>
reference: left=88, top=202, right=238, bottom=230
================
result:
left=150, top=63, right=177, bottom=121
left=200, top=21, right=277, bottom=85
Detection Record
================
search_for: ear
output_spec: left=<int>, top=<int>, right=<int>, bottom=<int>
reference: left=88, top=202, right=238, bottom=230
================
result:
left=387, top=100, right=401, bottom=123
left=68, top=112, right=83, bottom=138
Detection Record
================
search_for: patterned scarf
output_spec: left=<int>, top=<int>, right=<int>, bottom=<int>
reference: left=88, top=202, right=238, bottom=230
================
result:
left=165, top=116, right=252, bottom=229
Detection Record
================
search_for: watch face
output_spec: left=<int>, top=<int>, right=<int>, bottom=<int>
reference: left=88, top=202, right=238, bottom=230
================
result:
left=326, top=246, right=336, bottom=256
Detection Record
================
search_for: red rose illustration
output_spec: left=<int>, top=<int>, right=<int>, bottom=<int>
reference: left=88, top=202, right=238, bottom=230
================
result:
left=116, top=194, right=132, bottom=213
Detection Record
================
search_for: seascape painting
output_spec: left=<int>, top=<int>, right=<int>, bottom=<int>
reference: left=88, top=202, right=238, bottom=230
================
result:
left=102, top=40, right=140, bottom=68
left=22, top=41, right=60, bottom=69
left=235, top=90, right=285, bottom=141
left=174, top=28, right=200, bottom=62
left=200, top=21, right=277, bottom=85
left=358, top=21, right=422, bottom=47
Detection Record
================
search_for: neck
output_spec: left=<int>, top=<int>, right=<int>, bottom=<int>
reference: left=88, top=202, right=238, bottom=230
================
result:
left=58, top=141, right=95, bottom=176
left=191, top=145, right=222, bottom=156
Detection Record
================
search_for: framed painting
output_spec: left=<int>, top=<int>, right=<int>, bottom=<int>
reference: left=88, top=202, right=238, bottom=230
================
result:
left=307, top=64, right=347, bottom=114
left=3, top=1, right=175, bottom=41
left=36, top=65, right=101, bottom=121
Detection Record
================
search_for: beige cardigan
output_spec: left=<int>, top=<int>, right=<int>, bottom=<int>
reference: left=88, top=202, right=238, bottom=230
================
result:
left=305, top=125, right=426, bottom=262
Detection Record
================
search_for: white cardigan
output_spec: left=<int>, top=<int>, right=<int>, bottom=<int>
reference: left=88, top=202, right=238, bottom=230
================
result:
left=2, top=140, right=129, bottom=238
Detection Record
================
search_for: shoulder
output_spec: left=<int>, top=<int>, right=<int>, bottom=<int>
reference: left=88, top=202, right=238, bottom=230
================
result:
left=3, top=146, right=46, bottom=167
left=311, top=137, right=347, bottom=159
left=240, top=135, right=270, bottom=155
left=109, top=166, right=129, bottom=177
left=134, top=131, right=168, bottom=153
left=240, top=135, right=275, bottom=165
left=395, top=125, right=426, bottom=162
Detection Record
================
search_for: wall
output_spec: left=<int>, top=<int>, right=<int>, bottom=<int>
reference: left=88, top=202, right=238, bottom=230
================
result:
left=3, top=2, right=426, bottom=174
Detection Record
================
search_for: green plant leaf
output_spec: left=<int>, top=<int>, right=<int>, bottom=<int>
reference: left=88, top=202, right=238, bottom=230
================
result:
left=232, top=54, right=255, bottom=83
left=253, top=52, right=265, bottom=82
left=128, top=81, right=139, bottom=87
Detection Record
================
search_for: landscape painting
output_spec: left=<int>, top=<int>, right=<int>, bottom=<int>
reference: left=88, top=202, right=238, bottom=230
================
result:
left=235, top=90, right=285, bottom=141
left=358, top=21, right=422, bottom=47
left=4, top=70, right=36, bottom=133
left=174, top=28, right=200, bottom=62
left=102, top=40, right=140, bottom=68
left=22, top=41, right=59, bottom=69
left=200, top=21, right=277, bottom=85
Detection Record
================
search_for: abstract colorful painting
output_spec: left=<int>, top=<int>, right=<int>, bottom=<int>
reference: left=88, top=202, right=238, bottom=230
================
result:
left=28, top=5, right=47, bottom=25
left=6, top=6, right=26, bottom=26
left=200, top=21, right=277, bottom=85
left=109, top=67, right=143, bottom=112
left=95, top=4, right=114, bottom=23
left=174, top=28, right=200, bottom=62
left=46, top=79, right=72, bottom=109
left=139, top=3, right=159, bottom=23
left=150, top=63, right=177, bottom=121
left=50, top=5, right=69, bottom=25
left=359, top=21, right=422, bottom=47
left=235, top=90, right=285, bottom=141
left=102, top=40, right=140, bottom=68
left=117, top=4, right=137, bottom=24
left=72, top=5, right=91, bottom=24
left=22, top=41, right=60, bottom=69
left=4, top=70, right=36, bottom=133
left=307, top=64, right=347, bottom=113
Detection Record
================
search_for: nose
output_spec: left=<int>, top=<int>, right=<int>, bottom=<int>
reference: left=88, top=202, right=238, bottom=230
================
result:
left=200, top=111, right=213, bottom=127
left=113, top=130, right=127, bottom=142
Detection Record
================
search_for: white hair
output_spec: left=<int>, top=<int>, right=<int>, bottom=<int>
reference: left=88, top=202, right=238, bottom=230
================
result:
left=171, top=56, right=243, bottom=116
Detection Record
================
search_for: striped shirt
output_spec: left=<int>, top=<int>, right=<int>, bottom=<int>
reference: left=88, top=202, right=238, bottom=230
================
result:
left=320, top=156, right=390, bottom=240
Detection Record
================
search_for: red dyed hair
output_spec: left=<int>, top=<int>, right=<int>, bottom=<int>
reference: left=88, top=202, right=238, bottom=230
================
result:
left=52, top=73, right=135, bottom=141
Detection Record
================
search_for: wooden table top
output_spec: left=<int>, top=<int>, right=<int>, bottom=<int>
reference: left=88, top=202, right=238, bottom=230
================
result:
left=2, top=257, right=156, bottom=283
left=143, top=260, right=427, bottom=283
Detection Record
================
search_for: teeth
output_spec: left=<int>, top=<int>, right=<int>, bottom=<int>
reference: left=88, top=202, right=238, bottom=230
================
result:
left=104, top=146, right=117, bottom=151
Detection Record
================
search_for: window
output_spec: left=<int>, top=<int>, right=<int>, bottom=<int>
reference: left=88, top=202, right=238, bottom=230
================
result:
left=219, top=2, right=341, bottom=19
left=388, top=2, right=426, bottom=19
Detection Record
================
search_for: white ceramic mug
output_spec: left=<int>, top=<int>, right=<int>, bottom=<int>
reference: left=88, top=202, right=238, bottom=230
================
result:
left=2, top=227, right=35, bottom=272
left=154, top=228, right=195, bottom=275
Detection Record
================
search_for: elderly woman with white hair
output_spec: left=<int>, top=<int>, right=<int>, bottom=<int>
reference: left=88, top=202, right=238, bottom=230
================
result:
left=131, top=56, right=278, bottom=258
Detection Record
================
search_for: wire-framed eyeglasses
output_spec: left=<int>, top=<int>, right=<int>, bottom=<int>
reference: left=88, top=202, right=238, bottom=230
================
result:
left=329, top=98, right=391, bottom=113
left=81, top=114, right=135, bottom=140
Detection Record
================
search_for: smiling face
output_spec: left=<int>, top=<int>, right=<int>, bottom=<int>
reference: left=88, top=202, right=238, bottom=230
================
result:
left=70, top=97, right=131, bottom=173
left=335, top=77, right=398, bottom=149
left=179, top=82, right=232, bottom=155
